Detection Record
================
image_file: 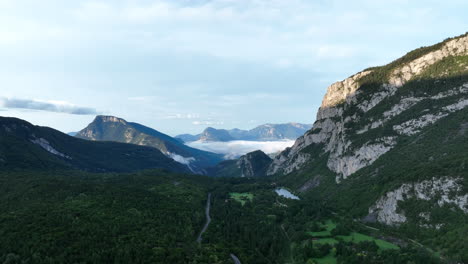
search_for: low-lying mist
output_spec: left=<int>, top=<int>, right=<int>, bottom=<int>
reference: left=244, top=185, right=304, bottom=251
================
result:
left=186, top=140, right=295, bottom=159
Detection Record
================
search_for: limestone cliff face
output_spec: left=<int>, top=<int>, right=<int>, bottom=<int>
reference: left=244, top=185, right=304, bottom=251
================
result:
left=368, top=177, right=468, bottom=226
left=268, top=34, right=468, bottom=182
left=388, top=36, right=468, bottom=87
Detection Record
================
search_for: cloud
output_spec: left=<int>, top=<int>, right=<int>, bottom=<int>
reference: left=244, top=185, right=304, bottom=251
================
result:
left=1, top=0, right=467, bottom=136
left=192, top=120, right=224, bottom=126
left=186, top=140, right=295, bottom=159
left=0, top=97, right=98, bottom=115
left=165, top=113, right=200, bottom=119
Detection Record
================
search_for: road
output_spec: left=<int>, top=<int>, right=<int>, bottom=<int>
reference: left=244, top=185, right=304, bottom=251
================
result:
left=230, top=254, right=241, bottom=264
left=196, top=193, right=242, bottom=264
left=196, top=193, right=212, bottom=243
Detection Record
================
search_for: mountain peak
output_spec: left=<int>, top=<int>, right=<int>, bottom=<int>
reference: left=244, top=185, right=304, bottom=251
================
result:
left=321, top=33, right=468, bottom=110
left=94, top=115, right=128, bottom=124
left=200, top=127, right=234, bottom=142
left=75, top=116, right=222, bottom=173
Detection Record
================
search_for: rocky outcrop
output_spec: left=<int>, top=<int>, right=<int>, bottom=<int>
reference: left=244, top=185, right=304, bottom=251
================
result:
left=368, top=177, right=468, bottom=226
left=237, top=150, right=272, bottom=177
left=31, top=137, right=71, bottom=159
left=267, top=34, right=468, bottom=181
left=389, top=35, right=468, bottom=87
left=321, top=70, right=373, bottom=109
left=394, top=98, right=468, bottom=135
left=328, top=137, right=396, bottom=181
left=297, top=176, right=321, bottom=192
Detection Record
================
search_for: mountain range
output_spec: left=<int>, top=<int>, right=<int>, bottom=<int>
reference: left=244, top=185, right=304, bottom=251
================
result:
left=1, top=33, right=467, bottom=263
left=176, top=123, right=312, bottom=142
left=0, top=116, right=189, bottom=173
left=75, top=116, right=223, bottom=173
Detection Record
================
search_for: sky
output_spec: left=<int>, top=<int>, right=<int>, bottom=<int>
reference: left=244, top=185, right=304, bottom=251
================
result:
left=0, top=0, right=467, bottom=136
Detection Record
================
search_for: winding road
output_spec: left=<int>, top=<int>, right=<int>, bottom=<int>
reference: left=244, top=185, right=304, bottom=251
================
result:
left=196, top=193, right=212, bottom=243
left=230, top=253, right=241, bottom=264
left=196, top=192, right=242, bottom=264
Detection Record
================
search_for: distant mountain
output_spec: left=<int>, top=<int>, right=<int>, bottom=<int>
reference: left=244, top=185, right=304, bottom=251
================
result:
left=67, top=132, right=78, bottom=136
left=75, top=116, right=223, bottom=173
left=246, top=123, right=312, bottom=141
left=207, top=150, right=272, bottom=177
left=199, top=127, right=235, bottom=142
left=0, top=116, right=189, bottom=173
left=175, top=133, right=199, bottom=143
left=176, top=123, right=312, bottom=142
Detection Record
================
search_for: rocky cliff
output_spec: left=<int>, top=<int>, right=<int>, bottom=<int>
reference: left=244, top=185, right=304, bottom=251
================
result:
left=269, top=34, right=468, bottom=181
left=269, top=33, right=468, bottom=229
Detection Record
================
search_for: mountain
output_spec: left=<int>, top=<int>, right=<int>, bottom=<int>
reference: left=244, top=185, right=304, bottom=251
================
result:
left=176, top=122, right=312, bottom=142
left=245, top=123, right=312, bottom=141
left=205, top=33, right=468, bottom=260
left=175, top=133, right=199, bottom=143
left=0, top=116, right=189, bottom=173
left=207, top=150, right=272, bottom=177
left=198, top=127, right=235, bottom=142
left=75, top=116, right=223, bottom=173
left=261, top=33, right=468, bottom=257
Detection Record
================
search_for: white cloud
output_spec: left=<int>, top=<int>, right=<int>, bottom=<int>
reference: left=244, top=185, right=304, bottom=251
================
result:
left=165, top=113, right=200, bottom=119
left=168, top=152, right=195, bottom=165
left=0, top=97, right=98, bottom=115
left=186, top=140, right=295, bottom=159
left=1, top=0, right=467, bottom=135
left=192, top=120, right=224, bottom=126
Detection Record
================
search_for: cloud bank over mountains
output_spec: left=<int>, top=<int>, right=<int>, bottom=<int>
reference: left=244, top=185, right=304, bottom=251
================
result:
left=1, top=0, right=467, bottom=134
left=187, top=140, right=295, bottom=159
left=0, top=97, right=98, bottom=115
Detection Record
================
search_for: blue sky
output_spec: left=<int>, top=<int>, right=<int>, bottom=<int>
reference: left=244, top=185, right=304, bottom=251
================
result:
left=0, top=0, right=467, bottom=135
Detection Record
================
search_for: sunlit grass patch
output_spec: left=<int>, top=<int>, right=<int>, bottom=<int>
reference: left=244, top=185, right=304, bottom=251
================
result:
left=230, top=192, right=253, bottom=206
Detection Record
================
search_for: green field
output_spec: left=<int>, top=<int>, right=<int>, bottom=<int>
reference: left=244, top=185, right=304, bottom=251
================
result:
left=314, top=232, right=399, bottom=250
left=230, top=192, right=254, bottom=206
left=337, top=232, right=399, bottom=250
left=315, top=238, right=339, bottom=245
left=313, top=254, right=337, bottom=264
left=306, top=220, right=399, bottom=263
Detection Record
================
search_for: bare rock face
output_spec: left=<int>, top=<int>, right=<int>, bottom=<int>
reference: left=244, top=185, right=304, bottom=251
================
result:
left=267, top=73, right=401, bottom=179
left=321, top=70, right=373, bottom=109
left=389, top=35, right=468, bottom=87
left=327, top=137, right=396, bottom=181
left=236, top=150, right=272, bottom=177
left=98, top=116, right=128, bottom=124
left=368, top=177, right=468, bottom=226
left=31, top=137, right=71, bottom=159
left=268, top=34, right=468, bottom=181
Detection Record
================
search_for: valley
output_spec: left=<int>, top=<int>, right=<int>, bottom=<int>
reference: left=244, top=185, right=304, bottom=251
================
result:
left=0, top=32, right=467, bottom=263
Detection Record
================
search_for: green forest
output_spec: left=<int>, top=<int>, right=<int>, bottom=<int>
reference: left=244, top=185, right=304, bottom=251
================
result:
left=0, top=169, right=452, bottom=264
